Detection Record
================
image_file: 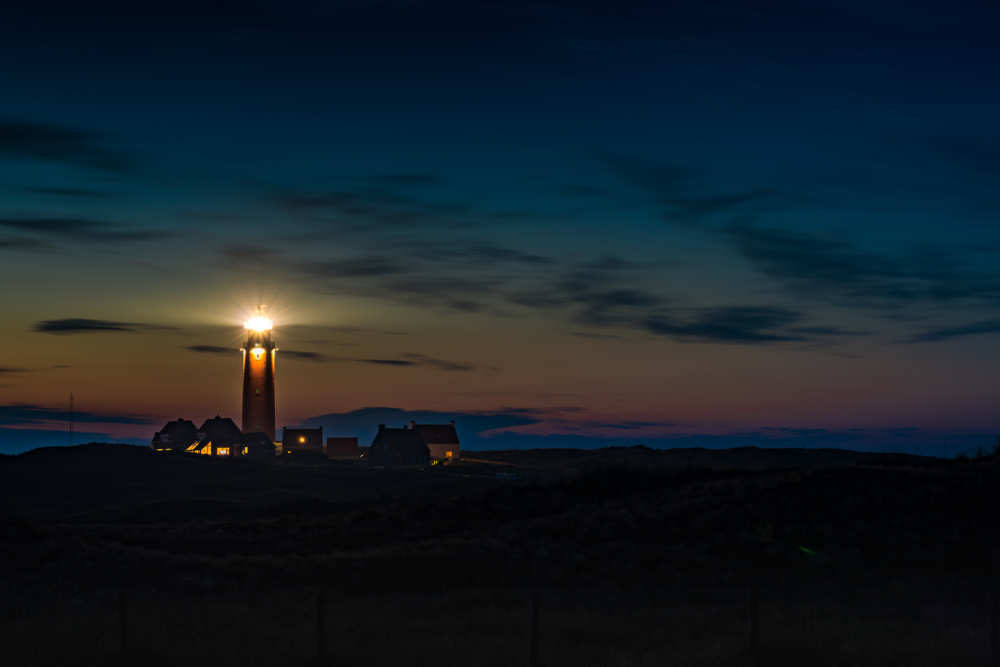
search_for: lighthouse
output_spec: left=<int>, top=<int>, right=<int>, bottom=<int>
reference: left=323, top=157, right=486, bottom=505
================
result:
left=241, top=309, right=277, bottom=441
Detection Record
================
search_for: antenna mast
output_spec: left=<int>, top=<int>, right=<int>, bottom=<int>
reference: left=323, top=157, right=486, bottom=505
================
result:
left=69, top=392, right=74, bottom=446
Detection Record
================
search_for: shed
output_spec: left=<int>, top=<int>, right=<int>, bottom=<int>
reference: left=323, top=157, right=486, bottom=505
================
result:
left=367, top=425, right=429, bottom=467
left=325, top=436, right=360, bottom=460
left=283, top=427, right=323, bottom=456
left=410, top=420, right=460, bottom=462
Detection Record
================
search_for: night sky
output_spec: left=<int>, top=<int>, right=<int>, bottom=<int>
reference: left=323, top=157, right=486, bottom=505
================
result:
left=2, top=1, right=998, bottom=455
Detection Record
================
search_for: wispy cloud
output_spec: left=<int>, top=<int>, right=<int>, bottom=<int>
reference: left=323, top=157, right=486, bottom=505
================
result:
left=727, top=223, right=1000, bottom=309
left=0, top=237, right=51, bottom=251
left=185, top=345, right=231, bottom=354
left=401, top=353, right=477, bottom=372
left=644, top=306, right=806, bottom=343
left=34, top=318, right=169, bottom=334
left=905, top=319, right=1000, bottom=343
left=357, top=353, right=480, bottom=372
left=0, top=403, right=153, bottom=426
left=21, top=186, right=110, bottom=198
left=0, top=119, right=132, bottom=172
left=0, top=218, right=170, bottom=244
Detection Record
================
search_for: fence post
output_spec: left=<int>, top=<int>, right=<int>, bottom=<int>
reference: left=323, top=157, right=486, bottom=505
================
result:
left=747, top=581, right=759, bottom=666
left=317, top=588, right=326, bottom=660
left=245, top=580, right=256, bottom=667
left=528, top=591, right=539, bottom=667
left=992, top=549, right=999, bottom=667
left=118, top=589, right=128, bottom=654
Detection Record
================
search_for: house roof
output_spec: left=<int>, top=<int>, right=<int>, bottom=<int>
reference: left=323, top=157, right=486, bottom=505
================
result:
left=197, top=416, right=243, bottom=444
left=370, top=427, right=428, bottom=458
left=152, top=418, right=198, bottom=447
left=411, top=422, right=459, bottom=444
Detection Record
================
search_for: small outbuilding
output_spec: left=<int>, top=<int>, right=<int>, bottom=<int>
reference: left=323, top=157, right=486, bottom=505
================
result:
left=325, top=436, right=360, bottom=460
left=243, top=431, right=277, bottom=458
left=410, top=420, right=460, bottom=462
left=282, top=427, right=323, bottom=456
left=367, top=424, right=429, bottom=467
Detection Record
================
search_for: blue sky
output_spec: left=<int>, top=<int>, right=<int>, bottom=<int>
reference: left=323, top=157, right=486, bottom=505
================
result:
left=1, top=1, right=998, bottom=455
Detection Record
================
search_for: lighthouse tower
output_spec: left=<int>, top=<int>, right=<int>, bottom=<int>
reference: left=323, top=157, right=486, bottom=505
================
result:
left=241, top=309, right=277, bottom=441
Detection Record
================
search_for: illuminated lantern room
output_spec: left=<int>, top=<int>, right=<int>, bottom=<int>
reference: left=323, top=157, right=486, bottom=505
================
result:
left=241, top=307, right=277, bottom=442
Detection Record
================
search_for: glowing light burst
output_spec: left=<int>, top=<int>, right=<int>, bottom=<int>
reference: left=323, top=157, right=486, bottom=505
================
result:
left=244, top=314, right=273, bottom=332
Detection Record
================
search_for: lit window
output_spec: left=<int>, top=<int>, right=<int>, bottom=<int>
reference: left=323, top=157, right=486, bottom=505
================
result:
left=446, top=450, right=453, bottom=458
left=298, top=436, right=306, bottom=444
left=242, top=446, right=248, bottom=455
left=217, top=447, right=230, bottom=456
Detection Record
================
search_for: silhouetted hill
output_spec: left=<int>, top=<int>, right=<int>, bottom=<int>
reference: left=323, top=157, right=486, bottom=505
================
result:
left=4, top=441, right=999, bottom=666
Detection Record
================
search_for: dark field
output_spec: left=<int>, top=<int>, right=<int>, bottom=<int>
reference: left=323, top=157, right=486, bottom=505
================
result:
left=2, top=444, right=997, bottom=666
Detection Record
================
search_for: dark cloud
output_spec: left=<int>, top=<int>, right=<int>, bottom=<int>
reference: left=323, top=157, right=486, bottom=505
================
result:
left=0, top=120, right=131, bottom=172
left=353, top=353, right=478, bottom=371
left=446, top=299, right=483, bottom=312
left=661, top=189, right=778, bottom=224
left=0, top=403, right=153, bottom=426
left=281, top=350, right=329, bottom=362
left=0, top=237, right=51, bottom=251
left=402, top=353, right=476, bottom=372
left=933, top=136, right=1000, bottom=176
left=557, top=183, right=609, bottom=198
left=427, top=243, right=553, bottom=266
left=358, top=358, right=417, bottom=367
left=185, top=345, right=231, bottom=354
left=22, top=186, right=110, bottom=198
left=34, top=318, right=167, bottom=334
left=582, top=256, right=642, bottom=272
left=219, top=244, right=280, bottom=263
left=599, top=152, right=693, bottom=194
left=510, top=261, right=663, bottom=327
left=274, top=188, right=471, bottom=230
left=905, top=319, right=1000, bottom=343
left=0, top=218, right=170, bottom=243
left=187, top=345, right=329, bottom=361
left=556, top=419, right=678, bottom=431
left=727, top=223, right=1000, bottom=309
left=599, top=153, right=780, bottom=224
left=786, top=326, right=868, bottom=336
left=374, top=172, right=440, bottom=186
left=644, top=306, right=806, bottom=343
left=302, top=256, right=410, bottom=278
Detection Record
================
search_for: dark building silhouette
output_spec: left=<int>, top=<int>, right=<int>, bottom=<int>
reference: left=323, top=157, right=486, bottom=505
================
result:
left=367, top=424, right=430, bottom=467
left=242, top=431, right=278, bottom=458
left=242, top=316, right=277, bottom=441
left=325, top=436, right=360, bottom=460
left=282, top=427, right=323, bottom=456
left=150, top=418, right=198, bottom=451
left=150, top=415, right=275, bottom=457
left=187, top=415, right=245, bottom=456
left=410, top=420, right=460, bottom=462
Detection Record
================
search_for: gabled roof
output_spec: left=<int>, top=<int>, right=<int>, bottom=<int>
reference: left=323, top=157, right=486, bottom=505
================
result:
left=369, top=426, right=429, bottom=464
left=152, top=418, right=198, bottom=447
left=411, top=422, right=459, bottom=444
left=197, top=416, right=243, bottom=444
